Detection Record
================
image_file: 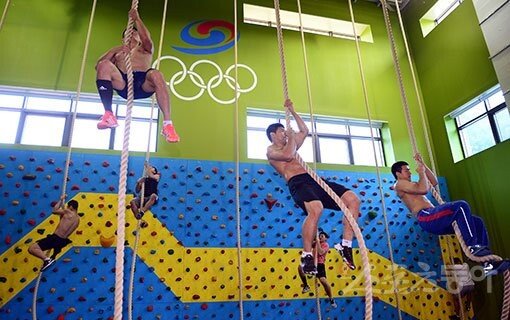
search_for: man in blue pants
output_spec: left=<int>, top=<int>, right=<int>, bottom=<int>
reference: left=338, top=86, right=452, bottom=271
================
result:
left=391, top=153, right=510, bottom=276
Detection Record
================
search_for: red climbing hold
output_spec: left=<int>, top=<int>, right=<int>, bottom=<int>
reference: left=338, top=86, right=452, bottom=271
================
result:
left=102, top=161, right=110, bottom=168
left=71, top=185, right=80, bottom=191
left=264, top=197, right=278, bottom=211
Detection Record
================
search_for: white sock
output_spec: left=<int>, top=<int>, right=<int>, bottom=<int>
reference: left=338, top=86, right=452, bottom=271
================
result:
left=342, top=239, right=352, bottom=248
left=44, top=257, right=50, bottom=261
left=163, top=120, right=173, bottom=126
left=301, top=251, right=312, bottom=257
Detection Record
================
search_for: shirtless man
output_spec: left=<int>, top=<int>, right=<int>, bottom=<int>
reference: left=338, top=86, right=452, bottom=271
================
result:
left=28, top=195, right=80, bottom=272
left=95, top=8, right=179, bottom=143
left=391, top=153, right=510, bottom=276
left=266, top=99, right=361, bottom=274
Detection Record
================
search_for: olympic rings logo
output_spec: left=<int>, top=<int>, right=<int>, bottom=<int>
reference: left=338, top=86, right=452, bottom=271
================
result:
left=152, top=56, right=257, bottom=105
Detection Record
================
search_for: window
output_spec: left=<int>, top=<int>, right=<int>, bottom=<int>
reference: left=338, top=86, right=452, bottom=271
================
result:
left=419, top=0, right=463, bottom=37
left=243, top=4, right=373, bottom=43
left=0, top=86, right=159, bottom=152
left=448, top=85, right=509, bottom=159
left=247, top=109, right=386, bottom=166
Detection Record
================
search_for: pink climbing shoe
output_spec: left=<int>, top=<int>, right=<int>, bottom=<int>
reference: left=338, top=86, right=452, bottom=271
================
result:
left=97, top=111, right=118, bottom=129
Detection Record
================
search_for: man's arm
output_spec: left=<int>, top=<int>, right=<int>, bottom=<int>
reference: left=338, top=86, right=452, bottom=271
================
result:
left=135, top=177, right=145, bottom=193
left=316, top=242, right=328, bottom=255
left=395, top=164, right=429, bottom=195
left=285, top=99, right=308, bottom=150
left=52, top=195, right=66, bottom=216
left=414, top=153, right=438, bottom=187
left=95, top=45, right=125, bottom=69
left=129, top=8, right=153, bottom=53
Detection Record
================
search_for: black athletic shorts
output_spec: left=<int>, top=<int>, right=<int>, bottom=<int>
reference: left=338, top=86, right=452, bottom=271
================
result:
left=37, top=234, right=72, bottom=252
left=288, top=173, right=350, bottom=212
left=115, top=69, right=155, bottom=100
left=316, top=263, right=327, bottom=278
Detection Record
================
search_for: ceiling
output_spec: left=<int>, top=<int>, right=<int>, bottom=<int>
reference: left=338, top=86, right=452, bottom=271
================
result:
left=362, top=0, right=411, bottom=11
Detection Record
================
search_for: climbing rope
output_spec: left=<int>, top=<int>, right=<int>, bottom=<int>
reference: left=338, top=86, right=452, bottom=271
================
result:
left=379, top=0, right=510, bottom=318
left=294, top=0, right=321, bottom=317
left=233, top=0, right=245, bottom=318
left=126, top=1, right=169, bottom=318
left=31, top=272, right=43, bottom=320
left=0, top=0, right=10, bottom=32
left=272, top=0, right=373, bottom=318
left=346, top=0, right=402, bottom=319
left=114, top=0, right=139, bottom=319
left=31, top=1, right=98, bottom=319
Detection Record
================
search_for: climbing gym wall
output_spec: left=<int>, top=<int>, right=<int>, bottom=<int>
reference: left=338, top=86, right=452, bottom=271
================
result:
left=0, top=148, right=467, bottom=319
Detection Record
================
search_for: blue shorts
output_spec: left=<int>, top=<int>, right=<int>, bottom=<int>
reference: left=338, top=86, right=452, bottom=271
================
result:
left=115, top=69, right=155, bottom=100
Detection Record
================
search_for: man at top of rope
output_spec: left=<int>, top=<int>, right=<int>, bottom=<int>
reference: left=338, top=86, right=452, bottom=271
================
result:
left=392, top=153, right=510, bottom=276
left=28, top=195, right=80, bottom=272
left=266, top=99, right=360, bottom=275
left=95, top=8, right=179, bottom=143
left=298, top=230, right=337, bottom=308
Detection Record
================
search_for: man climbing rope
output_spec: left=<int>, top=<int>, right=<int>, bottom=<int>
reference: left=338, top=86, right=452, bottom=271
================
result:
left=266, top=99, right=360, bottom=275
left=28, top=195, right=80, bottom=272
left=298, top=230, right=337, bottom=308
left=95, top=8, right=179, bottom=143
left=130, top=163, right=160, bottom=220
left=391, top=153, right=510, bottom=276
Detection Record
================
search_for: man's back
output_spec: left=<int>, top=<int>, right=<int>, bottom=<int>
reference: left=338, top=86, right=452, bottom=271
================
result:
left=54, top=210, right=80, bottom=239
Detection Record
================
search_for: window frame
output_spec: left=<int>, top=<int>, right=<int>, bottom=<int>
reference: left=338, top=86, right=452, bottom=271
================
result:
left=0, top=85, right=159, bottom=151
left=447, top=85, right=509, bottom=160
left=247, top=108, right=386, bottom=166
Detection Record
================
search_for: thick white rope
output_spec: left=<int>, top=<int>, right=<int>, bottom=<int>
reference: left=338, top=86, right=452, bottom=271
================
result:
left=295, top=1, right=321, bottom=317
left=233, top=0, right=245, bottom=318
left=32, top=2, right=98, bottom=319
left=392, top=0, right=438, bottom=176
left=31, top=272, right=43, bottom=320
left=346, top=1, right=401, bottom=319
left=378, top=1, right=510, bottom=317
left=0, top=0, right=10, bottom=32
left=127, top=1, right=169, bottom=318
left=114, top=0, right=139, bottom=319
left=272, top=1, right=372, bottom=318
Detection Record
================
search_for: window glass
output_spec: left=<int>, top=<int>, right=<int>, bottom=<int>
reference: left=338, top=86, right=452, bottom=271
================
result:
left=319, top=138, right=350, bottom=165
left=456, top=101, right=486, bottom=126
left=459, top=117, right=495, bottom=157
left=350, top=125, right=380, bottom=138
left=495, top=108, right=510, bottom=141
left=487, top=91, right=505, bottom=110
left=0, top=86, right=159, bottom=151
left=297, top=138, right=314, bottom=163
left=75, top=100, right=107, bottom=115
left=71, top=119, right=111, bottom=149
left=247, top=130, right=270, bottom=159
left=0, top=111, right=20, bottom=143
left=315, top=122, right=347, bottom=135
left=352, top=138, right=384, bottom=166
left=117, top=104, right=157, bottom=119
left=0, top=94, right=23, bottom=108
left=246, top=109, right=385, bottom=166
left=21, top=115, right=66, bottom=146
left=247, top=115, right=279, bottom=128
left=114, top=120, right=157, bottom=152
left=26, top=97, right=71, bottom=112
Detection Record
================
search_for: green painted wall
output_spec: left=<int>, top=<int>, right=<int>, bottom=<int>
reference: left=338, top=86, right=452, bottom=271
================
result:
left=403, top=0, right=510, bottom=317
left=0, top=0, right=429, bottom=168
